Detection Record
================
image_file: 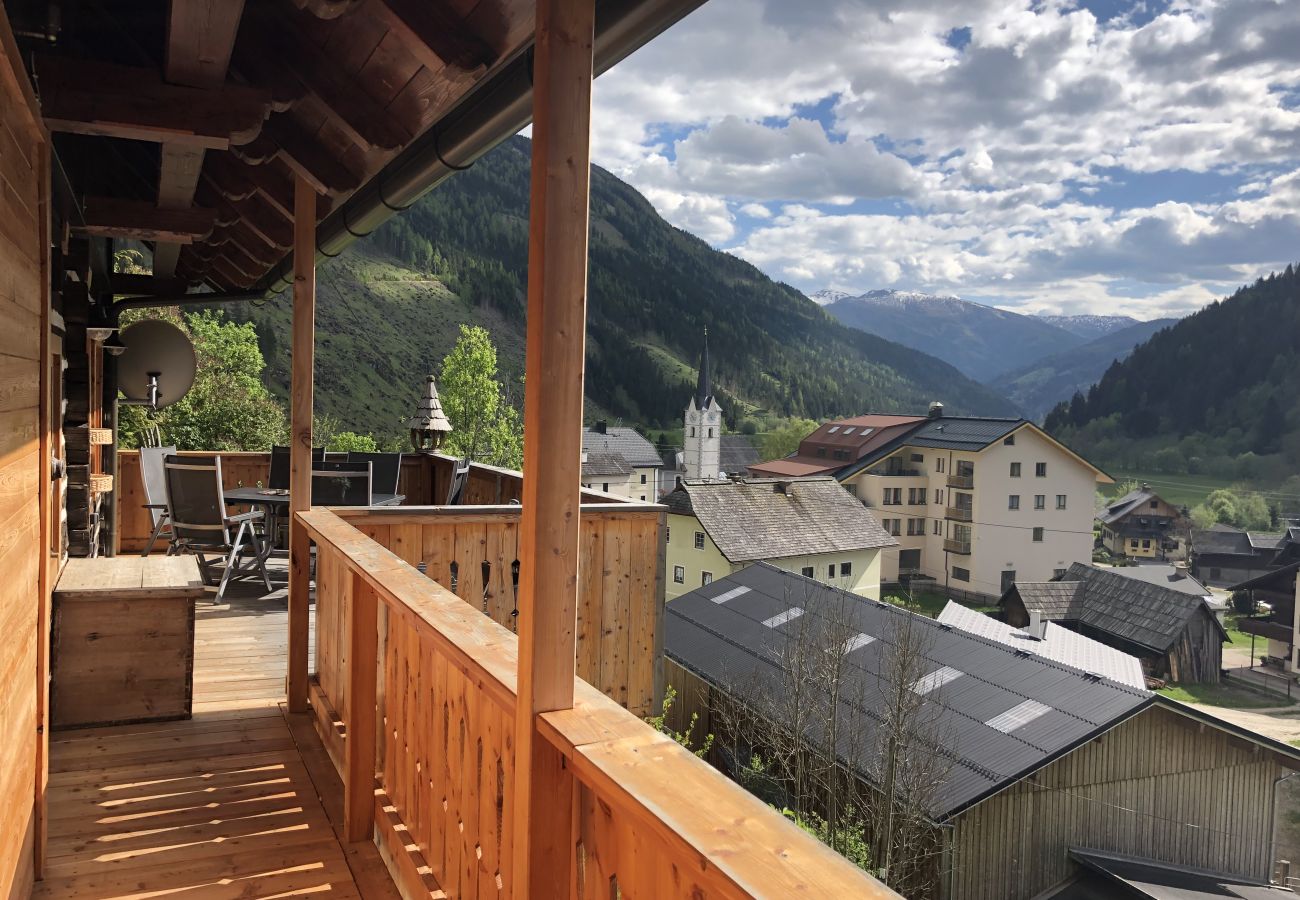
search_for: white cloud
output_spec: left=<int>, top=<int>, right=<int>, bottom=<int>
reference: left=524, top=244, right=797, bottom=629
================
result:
left=590, top=0, right=1300, bottom=317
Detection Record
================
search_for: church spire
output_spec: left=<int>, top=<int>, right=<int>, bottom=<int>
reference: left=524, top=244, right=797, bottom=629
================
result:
left=695, top=327, right=713, bottom=408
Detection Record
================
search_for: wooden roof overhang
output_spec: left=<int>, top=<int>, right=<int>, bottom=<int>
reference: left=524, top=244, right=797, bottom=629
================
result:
left=17, top=0, right=701, bottom=300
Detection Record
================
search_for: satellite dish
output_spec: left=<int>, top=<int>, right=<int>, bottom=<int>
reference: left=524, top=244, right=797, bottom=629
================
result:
left=117, top=319, right=196, bottom=410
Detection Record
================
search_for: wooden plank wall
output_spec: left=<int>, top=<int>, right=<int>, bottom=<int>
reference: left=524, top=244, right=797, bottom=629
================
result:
left=330, top=506, right=665, bottom=717
left=951, top=704, right=1285, bottom=900
left=0, top=17, right=45, bottom=897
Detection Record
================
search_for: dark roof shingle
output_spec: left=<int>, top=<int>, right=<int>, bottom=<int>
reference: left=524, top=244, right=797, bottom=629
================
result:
left=581, top=426, right=662, bottom=468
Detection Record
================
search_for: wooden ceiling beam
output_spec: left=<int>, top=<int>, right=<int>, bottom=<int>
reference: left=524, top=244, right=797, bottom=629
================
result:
left=263, top=115, right=361, bottom=197
left=369, top=0, right=495, bottom=74
left=228, top=133, right=280, bottom=166
left=210, top=255, right=258, bottom=288
left=165, top=0, right=247, bottom=89
left=245, top=5, right=411, bottom=151
left=75, top=196, right=217, bottom=243
left=36, top=55, right=270, bottom=148
left=108, top=273, right=193, bottom=296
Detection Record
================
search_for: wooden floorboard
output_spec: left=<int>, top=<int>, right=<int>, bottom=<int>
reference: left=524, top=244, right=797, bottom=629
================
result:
left=36, top=568, right=402, bottom=899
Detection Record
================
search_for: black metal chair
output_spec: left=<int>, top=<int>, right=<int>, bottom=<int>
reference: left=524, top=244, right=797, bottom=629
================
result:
left=269, top=445, right=325, bottom=490
left=312, top=460, right=372, bottom=506
left=164, top=455, right=272, bottom=602
left=347, top=451, right=403, bottom=496
left=446, top=457, right=471, bottom=505
left=139, top=444, right=178, bottom=556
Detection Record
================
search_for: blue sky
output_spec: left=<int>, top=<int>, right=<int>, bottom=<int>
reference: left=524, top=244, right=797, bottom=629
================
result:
left=590, top=0, right=1300, bottom=320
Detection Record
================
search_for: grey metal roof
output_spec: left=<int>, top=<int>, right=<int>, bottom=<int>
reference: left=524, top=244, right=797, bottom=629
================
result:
left=1053, top=849, right=1297, bottom=900
left=1104, top=565, right=1211, bottom=598
left=666, top=563, right=1153, bottom=821
left=937, top=602, right=1146, bottom=689
left=1007, top=563, right=1227, bottom=654
left=902, top=417, right=1024, bottom=451
left=581, top=449, right=632, bottom=478
left=719, top=435, right=759, bottom=473
left=581, top=426, right=663, bottom=468
left=663, top=477, right=897, bottom=562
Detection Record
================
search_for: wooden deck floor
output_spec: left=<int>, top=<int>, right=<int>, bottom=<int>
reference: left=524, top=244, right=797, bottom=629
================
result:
left=36, top=565, right=402, bottom=900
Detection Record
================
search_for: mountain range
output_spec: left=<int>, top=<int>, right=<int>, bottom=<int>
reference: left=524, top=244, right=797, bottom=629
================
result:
left=221, top=137, right=1013, bottom=443
left=1044, top=265, right=1300, bottom=479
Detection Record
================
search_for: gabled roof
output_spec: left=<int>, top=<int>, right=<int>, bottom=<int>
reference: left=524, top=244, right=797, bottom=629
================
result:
left=903, top=416, right=1024, bottom=451
left=1097, top=487, right=1161, bottom=526
left=749, top=415, right=923, bottom=478
left=581, top=449, right=631, bottom=478
left=662, top=477, right=896, bottom=563
left=582, top=426, right=662, bottom=468
left=1192, top=526, right=1256, bottom=557
left=937, top=602, right=1146, bottom=689
left=666, top=564, right=1153, bottom=821
left=1102, top=564, right=1211, bottom=598
left=1231, top=560, right=1300, bottom=592
left=1004, top=563, right=1227, bottom=654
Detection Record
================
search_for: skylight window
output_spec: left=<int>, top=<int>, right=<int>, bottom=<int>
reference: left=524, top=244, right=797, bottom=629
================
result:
left=985, top=699, right=1052, bottom=733
left=912, top=666, right=962, bottom=694
left=711, top=586, right=750, bottom=605
left=762, top=607, right=804, bottom=628
left=842, top=427, right=856, bottom=435
left=843, top=633, right=875, bottom=653
left=828, top=426, right=840, bottom=434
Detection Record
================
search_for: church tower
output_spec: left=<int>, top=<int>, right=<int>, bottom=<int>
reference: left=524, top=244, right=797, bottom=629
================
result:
left=683, top=329, right=722, bottom=480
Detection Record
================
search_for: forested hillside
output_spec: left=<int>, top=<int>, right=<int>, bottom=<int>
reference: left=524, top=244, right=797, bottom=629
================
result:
left=226, top=136, right=1012, bottom=442
left=991, top=317, right=1175, bottom=420
left=1045, top=266, right=1300, bottom=480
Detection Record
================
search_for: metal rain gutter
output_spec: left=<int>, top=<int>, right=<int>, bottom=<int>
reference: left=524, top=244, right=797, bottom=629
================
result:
left=250, top=0, right=706, bottom=295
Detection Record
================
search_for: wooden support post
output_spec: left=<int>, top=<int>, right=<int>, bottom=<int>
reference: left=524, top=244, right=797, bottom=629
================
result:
left=343, top=571, right=378, bottom=841
left=287, top=173, right=316, bottom=713
left=512, top=0, right=594, bottom=896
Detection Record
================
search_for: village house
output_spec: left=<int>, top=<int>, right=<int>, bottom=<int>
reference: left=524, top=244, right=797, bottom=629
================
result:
left=1192, top=523, right=1300, bottom=587
left=665, top=564, right=1299, bottom=900
left=662, top=476, right=896, bottom=600
left=751, top=404, right=1112, bottom=601
left=580, top=421, right=662, bottom=500
left=1097, top=484, right=1189, bottom=560
left=1235, top=561, right=1300, bottom=671
left=1000, top=562, right=1226, bottom=684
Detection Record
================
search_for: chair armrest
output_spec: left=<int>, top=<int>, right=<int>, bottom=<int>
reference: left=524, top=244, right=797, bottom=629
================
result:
left=225, top=510, right=265, bottom=524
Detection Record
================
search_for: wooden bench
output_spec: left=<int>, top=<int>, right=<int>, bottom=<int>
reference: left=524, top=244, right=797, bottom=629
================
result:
left=51, top=556, right=207, bottom=728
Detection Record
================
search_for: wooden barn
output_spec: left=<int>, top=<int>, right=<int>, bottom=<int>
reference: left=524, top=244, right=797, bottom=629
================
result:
left=665, top=563, right=1300, bottom=900
left=0, top=1, right=899, bottom=898
left=1001, top=562, right=1227, bottom=684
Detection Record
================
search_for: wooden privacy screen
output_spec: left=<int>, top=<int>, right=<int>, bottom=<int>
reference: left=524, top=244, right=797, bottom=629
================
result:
left=321, top=505, right=665, bottom=719
left=298, top=508, right=896, bottom=900
left=118, top=450, right=626, bottom=552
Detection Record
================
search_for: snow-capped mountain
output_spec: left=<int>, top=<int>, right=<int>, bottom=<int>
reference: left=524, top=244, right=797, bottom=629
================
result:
left=814, top=288, right=1091, bottom=382
left=807, top=288, right=855, bottom=306
left=1036, top=314, right=1141, bottom=341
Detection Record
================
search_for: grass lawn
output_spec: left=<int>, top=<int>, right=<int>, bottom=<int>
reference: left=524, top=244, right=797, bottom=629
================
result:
left=1158, top=681, right=1294, bottom=709
left=1103, top=470, right=1235, bottom=509
left=884, top=588, right=998, bottom=619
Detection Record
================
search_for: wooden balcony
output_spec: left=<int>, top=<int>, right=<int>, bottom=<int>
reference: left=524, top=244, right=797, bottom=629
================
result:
left=944, top=537, right=972, bottom=555
left=946, top=473, right=974, bottom=490
left=945, top=505, right=973, bottom=522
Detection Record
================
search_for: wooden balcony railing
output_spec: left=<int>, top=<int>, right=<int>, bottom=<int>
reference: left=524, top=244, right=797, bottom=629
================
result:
left=944, top=537, right=972, bottom=555
left=945, top=505, right=972, bottom=522
left=946, top=472, right=974, bottom=490
left=298, top=506, right=898, bottom=899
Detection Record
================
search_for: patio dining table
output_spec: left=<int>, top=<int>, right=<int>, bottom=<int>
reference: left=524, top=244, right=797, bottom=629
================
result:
left=224, top=487, right=404, bottom=551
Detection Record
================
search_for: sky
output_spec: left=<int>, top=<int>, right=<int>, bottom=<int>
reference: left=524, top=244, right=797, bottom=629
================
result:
left=587, top=0, right=1300, bottom=320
